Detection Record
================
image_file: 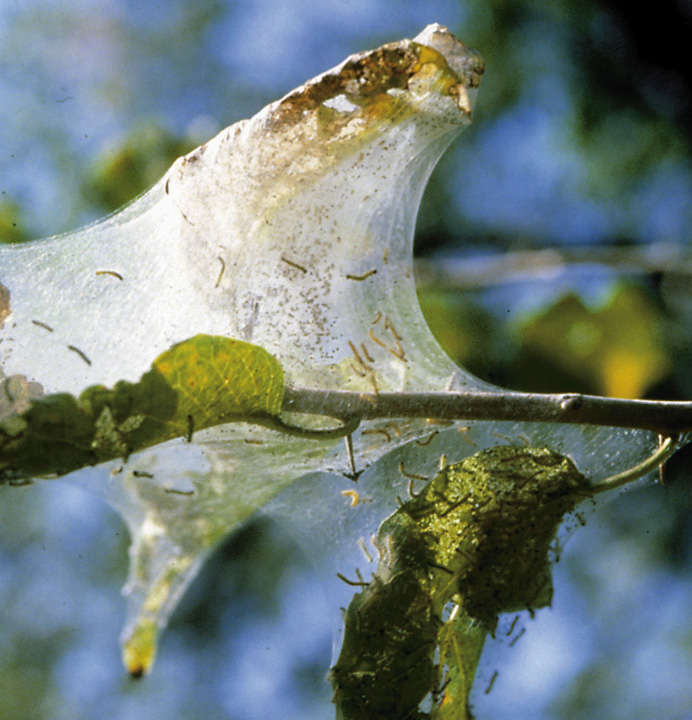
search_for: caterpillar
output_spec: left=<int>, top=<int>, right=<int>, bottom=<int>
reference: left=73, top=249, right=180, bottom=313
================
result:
left=329, top=446, right=589, bottom=720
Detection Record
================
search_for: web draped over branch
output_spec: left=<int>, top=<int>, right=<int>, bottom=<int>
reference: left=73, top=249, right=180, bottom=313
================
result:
left=0, top=24, right=660, bottom=677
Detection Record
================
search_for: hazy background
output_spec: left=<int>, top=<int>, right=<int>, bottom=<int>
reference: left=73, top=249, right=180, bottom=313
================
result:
left=2, top=1, right=692, bottom=718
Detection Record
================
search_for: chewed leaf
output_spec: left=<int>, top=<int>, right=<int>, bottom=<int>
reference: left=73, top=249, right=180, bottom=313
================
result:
left=330, top=446, right=588, bottom=719
left=434, top=608, right=485, bottom=720
left=0, top=334, right=283, bottom=479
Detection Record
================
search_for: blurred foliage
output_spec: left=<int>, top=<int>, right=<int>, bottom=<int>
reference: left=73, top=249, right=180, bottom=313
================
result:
left=0, top=199, right=30, bottom=244
left=517, top=283, right=671, bottom=398
left=417, top=287, right=505, bottom=382
left=85, top=122, right=194, bottom=212
left=420, top=282, right=672, bottom=399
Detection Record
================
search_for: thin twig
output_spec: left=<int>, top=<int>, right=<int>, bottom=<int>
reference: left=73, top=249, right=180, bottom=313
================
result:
left=414, top=243, right=692, bottom=290
left=281, top=386, right=692, bottom=435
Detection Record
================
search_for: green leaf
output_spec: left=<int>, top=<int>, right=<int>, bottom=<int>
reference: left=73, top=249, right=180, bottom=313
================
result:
left=0, top=334, right=284, bottom=480
left=433, top=607, right=486, bottom=720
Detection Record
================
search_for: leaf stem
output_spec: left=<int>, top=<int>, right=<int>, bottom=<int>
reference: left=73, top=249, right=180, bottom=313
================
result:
left=588, top=434, right=680, bottom=494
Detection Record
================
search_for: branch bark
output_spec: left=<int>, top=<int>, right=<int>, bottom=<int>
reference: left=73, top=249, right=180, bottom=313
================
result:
left=282, top=386, right=692, bottom=436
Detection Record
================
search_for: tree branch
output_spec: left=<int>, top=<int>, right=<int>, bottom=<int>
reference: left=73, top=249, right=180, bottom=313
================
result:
left=414, top=242, right=692, bottom=290
left=282, top=386, right=692, bottom=436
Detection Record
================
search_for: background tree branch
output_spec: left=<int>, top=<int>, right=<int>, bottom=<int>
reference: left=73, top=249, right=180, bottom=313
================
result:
left=414, top=243, right=692, bottom=290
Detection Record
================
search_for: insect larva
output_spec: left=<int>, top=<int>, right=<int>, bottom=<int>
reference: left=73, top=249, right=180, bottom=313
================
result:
left=244, top=438, right=265, bottom=445
left=280, top=255, right=307, bottom=273
left=369, top=533, right=387, bottom=563
left=336, top=571, right=369, bottom=587
left=407, top=479, right=422, bottom=498
left=215, top=256, right=226, bottom=288
left=415, top=431, right=438, bottom=446
left=95, top=270, right=123, bottom=280
left=383, top=315, right=402, bottom=341
left=345, top=269, right=377, bottom=281
left=385, top=423, right=402, bottom=438
left=371, top=310, right=382, bottom=325
left=31, top=319, right=54, bottom=332
left=342, top=489, right=360, bottom=507
left=132, top=470, right=154, bottom=478
left=360, top=342, right=374, bottom=363
left=358, top=538, right=373, bottom=563
left=368, top=327, right=387, bottom=349
left=186, top=415, right=194, bottom=443
left=387, top=341, right=406, bottom=361
left=362, top=428, right=392, bottom=442
left=508, top=627, right=526, bottom=647
left=457, top=425, right=476, bottom=446
left=439, top=454, right=447, bottom=470
left=398, top=461, right=429, bottom=482
left=164, top=177, right=193, bottom=224
left=426, top=417, right=454, bottom=427
left=368, top=373, right=379, bottom=396
left=350, top=363, right=366, bottom=378
left=348, top=340, right=371, bottom=371
left=164, top=488, right=195, bottom=496
left=485, top=670, right=498, bottom=694
left=506, top=615, right=519, bottom=636
left=67, top=345, right=91, bottom=366
left=369, top=533, right=382, bottom=559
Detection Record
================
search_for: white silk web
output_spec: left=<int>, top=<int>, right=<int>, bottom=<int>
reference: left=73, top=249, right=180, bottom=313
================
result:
left=0, top=24, right=658, bottom=674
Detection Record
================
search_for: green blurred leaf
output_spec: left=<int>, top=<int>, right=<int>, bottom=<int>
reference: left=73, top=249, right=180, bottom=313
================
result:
left=433, top=607, right=486, bottom=720
left=418, top=286, right=501, bottom=381
left=0, top=334, right=284, bottom=480
left=0, top=199, right=30, bottom=244
left=87, top=122, right=194, bottom=211
left=518, top=283, right=670, bottom=398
